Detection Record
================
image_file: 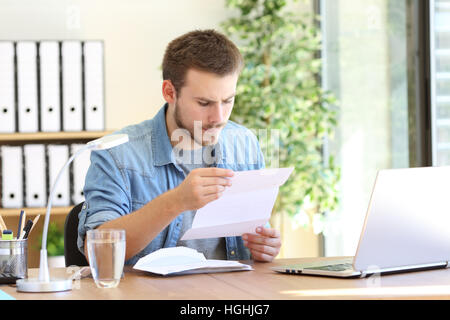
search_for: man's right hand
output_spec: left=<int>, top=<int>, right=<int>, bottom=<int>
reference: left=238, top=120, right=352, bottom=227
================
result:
left=173, top=167, right=234, bottom=212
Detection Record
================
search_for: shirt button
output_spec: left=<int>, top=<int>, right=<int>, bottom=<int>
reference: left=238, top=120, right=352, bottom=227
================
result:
left=231, top=250, right=235, bottom=255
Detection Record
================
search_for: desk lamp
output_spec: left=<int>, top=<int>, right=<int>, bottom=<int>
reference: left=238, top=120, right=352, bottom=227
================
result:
left=16, top=134, right=129, bottom=292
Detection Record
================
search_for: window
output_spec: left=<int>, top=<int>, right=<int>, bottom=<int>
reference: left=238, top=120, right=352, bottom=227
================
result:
left=319, top=0, right=425, bottom=256
left=430, top=0, right=450, bottom=165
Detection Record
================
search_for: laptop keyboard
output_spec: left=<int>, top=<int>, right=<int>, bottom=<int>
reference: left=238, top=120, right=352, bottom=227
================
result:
left=304, top=263, right=353, bottom=272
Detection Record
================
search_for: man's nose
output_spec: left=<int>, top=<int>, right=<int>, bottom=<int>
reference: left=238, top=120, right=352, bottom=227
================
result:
left=208, top=103, right=224, bottom=124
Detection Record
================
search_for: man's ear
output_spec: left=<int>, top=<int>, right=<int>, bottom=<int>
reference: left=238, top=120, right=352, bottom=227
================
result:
left=162, top=80, right=176, bottom=104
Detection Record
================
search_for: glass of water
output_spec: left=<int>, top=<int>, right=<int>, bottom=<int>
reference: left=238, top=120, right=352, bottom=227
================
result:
left=86, top=229, right=126, bottom=288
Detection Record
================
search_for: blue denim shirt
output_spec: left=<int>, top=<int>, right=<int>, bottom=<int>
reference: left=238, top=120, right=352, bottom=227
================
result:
left=78, top=103, right=265, bottom=265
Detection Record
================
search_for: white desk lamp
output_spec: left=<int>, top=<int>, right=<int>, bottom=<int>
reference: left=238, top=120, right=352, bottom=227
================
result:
left=16, top=134, right=129, bottom=292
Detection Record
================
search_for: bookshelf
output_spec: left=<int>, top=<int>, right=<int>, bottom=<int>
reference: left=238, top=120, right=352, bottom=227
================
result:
left=0, top=206, right=72, bottom=217
left=0, top=130, right=113, bottom=216
left=0, top=131, right=113, bottom=144
left=0, top=130, right=112, bottom=268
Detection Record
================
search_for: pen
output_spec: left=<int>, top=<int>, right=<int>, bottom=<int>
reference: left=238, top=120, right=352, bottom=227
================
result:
left=17, top=210, right=24, bottom=238
left=21, top=220, right=33, bottom=239
left=21, top=211, right=26, bottom=234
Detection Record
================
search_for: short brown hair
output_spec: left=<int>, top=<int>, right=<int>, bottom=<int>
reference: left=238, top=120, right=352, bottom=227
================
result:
left=162, top=29, right=243, bottom=93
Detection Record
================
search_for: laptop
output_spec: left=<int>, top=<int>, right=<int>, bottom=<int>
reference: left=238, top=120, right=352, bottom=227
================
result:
left=272, top=166, right=450, bottom=278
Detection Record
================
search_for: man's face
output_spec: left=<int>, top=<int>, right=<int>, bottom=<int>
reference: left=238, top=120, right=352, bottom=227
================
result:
left=172, top=68, right=238, bottom=146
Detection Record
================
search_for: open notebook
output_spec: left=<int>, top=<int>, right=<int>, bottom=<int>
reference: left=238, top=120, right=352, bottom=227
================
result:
left=133, top=247, right=253, bottom=276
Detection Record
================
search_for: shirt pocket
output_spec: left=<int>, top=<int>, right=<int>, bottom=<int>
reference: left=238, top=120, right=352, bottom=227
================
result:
left=125, top=168, right=165, bottom=206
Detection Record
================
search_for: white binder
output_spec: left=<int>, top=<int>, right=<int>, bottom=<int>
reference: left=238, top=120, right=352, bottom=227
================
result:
left=39, top=41, right=61, bottom=132
left=16, top=41, right=39, bottom=133
left=84, top=41, right=105, bottom=131
left=24, top=144, right=47, bottom=207
left=71, top=144, right=91, bottom=205
left=0, top=42, right=16, bottom=133
left=1, top=146, right=23, bottom=208
left=62, top=41, right=83, bottom=131
left=47, top=144, right=70, bottom=206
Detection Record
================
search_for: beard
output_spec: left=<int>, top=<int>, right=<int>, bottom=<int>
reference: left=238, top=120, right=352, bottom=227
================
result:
left=174, top=100, right=226, bottom=147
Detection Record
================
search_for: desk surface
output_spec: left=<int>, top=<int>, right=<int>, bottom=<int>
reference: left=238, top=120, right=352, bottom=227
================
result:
left=2, top=257, right=450, bottom=300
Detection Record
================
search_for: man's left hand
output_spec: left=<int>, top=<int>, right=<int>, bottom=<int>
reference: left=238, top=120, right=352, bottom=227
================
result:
left=242, top=227, right=281, bottom=262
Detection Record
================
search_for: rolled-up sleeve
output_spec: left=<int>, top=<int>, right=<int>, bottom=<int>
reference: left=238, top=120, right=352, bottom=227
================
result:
left=77, top=148, right=131, bottom=255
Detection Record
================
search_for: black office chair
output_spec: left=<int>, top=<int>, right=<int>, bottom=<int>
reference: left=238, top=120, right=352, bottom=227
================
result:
left=64, top=202, right=89, bottom=267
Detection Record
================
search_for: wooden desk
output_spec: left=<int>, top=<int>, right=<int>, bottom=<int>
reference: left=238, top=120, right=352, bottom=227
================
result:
left=2, top=257, right=450, bottom=300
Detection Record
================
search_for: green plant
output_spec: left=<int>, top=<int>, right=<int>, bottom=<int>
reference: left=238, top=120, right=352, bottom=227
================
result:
left=37, top=222, right=64, bottom=257
left=222, top=0, right=340, bottom=228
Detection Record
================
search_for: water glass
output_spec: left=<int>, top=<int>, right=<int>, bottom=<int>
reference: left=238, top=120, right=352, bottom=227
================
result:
left=86, top=229, right=126, bottom=288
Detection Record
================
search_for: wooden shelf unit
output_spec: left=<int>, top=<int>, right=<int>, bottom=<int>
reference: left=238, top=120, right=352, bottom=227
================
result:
left=0, top=130, right=113, bottom=267
left=0, top=206, right=72, bottom=217
left=0, top=130, right=113, bottom=144
left=0, top=130, right=112, bottom=214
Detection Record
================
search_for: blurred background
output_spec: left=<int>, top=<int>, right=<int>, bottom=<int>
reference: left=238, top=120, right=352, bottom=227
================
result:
left=0, top=0, right=447, bottom=267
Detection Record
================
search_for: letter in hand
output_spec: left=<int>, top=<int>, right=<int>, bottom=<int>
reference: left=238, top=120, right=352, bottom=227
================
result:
left=174, top=167, right=234, bottom=212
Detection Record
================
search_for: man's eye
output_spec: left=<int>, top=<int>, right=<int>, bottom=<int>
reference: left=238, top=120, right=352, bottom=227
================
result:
left=198, top=101, right=209, bottom=107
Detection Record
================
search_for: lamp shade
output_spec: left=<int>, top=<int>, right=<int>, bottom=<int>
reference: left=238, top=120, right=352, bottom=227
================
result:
left=87, top=133, right=129, bottom=150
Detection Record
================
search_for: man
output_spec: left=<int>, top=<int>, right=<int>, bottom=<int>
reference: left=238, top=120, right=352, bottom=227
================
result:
left=78, top=29, right=282, bottom=265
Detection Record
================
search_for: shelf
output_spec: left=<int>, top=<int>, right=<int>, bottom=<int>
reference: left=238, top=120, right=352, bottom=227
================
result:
left=0, top=131, right=114, bottom=143
left=0, top=206, right=73, bottom=217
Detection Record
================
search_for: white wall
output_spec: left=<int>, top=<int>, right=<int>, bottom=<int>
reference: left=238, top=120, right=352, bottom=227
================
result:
left=0, top=0, right=232, bottom=130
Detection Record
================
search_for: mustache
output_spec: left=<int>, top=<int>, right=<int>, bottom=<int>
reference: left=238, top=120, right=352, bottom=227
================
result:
left=202, top=123, right=226, bottom=130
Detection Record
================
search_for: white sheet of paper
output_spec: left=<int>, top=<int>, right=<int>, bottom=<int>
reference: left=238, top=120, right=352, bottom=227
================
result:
left=180, top=167, right=294, bottom=240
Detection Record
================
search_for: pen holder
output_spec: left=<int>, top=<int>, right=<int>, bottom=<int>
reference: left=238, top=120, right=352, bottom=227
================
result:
left=0, top=239, right=27, bottom=283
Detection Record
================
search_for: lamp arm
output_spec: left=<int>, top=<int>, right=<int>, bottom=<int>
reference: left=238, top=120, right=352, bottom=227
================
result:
left=38, top=144, right=92, bottom=282
left=18, top=134, right=127, bottom=290
left=41, top=144, right=92, bottom=250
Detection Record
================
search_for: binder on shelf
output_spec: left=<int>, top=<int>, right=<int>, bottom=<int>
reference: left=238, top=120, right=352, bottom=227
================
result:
left=16, top=41, right=39, bottom=133
left=0, top=146, right=23, bottom=208
left=71, top=144, right=91, bottom=205
left=47, top=144, right=70, bottom=206
left=39, top=41, right=61, bottom=132
left=0, top=42, right=16, bottom=133
left=62, top=41, right=83, bottom=132
left=24, top=144, right=47, bottom=207
left=84, top=41, right=105, bottom=131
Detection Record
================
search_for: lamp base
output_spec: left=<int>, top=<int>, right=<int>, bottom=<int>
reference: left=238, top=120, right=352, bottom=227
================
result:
left=16, top=278, right=72, bottom=293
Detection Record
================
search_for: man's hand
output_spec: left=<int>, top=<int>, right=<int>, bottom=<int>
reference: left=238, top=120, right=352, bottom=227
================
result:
left=173, top=167, right=234, bottom=212
left=242, top=227, right=281, bottom=262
